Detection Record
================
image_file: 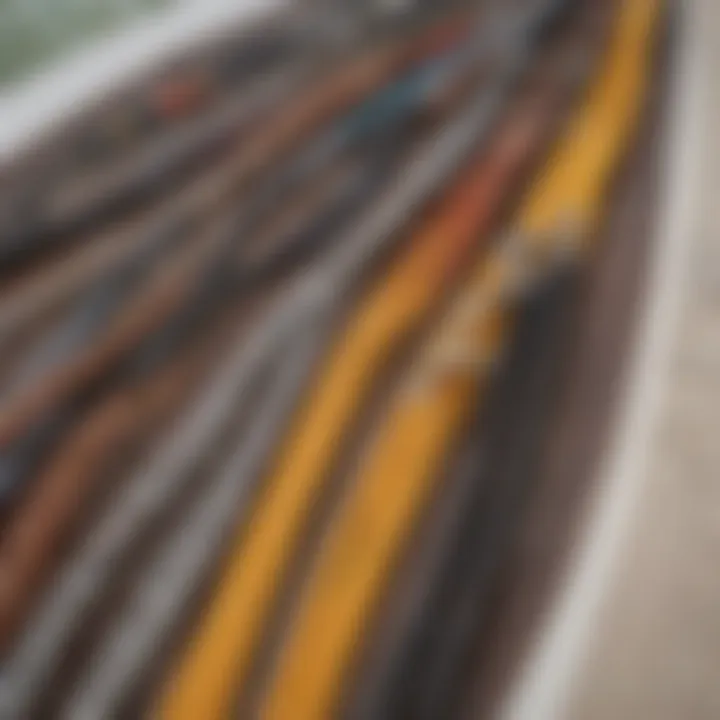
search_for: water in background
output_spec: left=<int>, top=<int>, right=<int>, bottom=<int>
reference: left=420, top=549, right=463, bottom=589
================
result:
left=0, top=0, right=169, bottom=86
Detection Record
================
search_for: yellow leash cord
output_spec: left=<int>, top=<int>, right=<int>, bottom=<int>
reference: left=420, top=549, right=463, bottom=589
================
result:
left=259, top=2, right=662, bottom=718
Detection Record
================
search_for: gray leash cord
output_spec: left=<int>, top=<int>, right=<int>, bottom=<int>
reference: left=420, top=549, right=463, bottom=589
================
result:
left=62, top=322, right=328, bottom=720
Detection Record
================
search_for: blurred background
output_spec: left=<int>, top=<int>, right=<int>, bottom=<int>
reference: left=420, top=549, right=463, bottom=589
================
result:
left=0, top=0, right=168, bottom=86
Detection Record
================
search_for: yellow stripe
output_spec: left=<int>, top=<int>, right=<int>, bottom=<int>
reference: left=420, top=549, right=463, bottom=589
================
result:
left=259, top=2, right=662, bottom=717
left=520, top=0, right=661, bottom=241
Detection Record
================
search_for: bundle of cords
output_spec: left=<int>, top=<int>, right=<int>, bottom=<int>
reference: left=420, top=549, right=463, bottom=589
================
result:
left=0, top=0, right=667, bottom=717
